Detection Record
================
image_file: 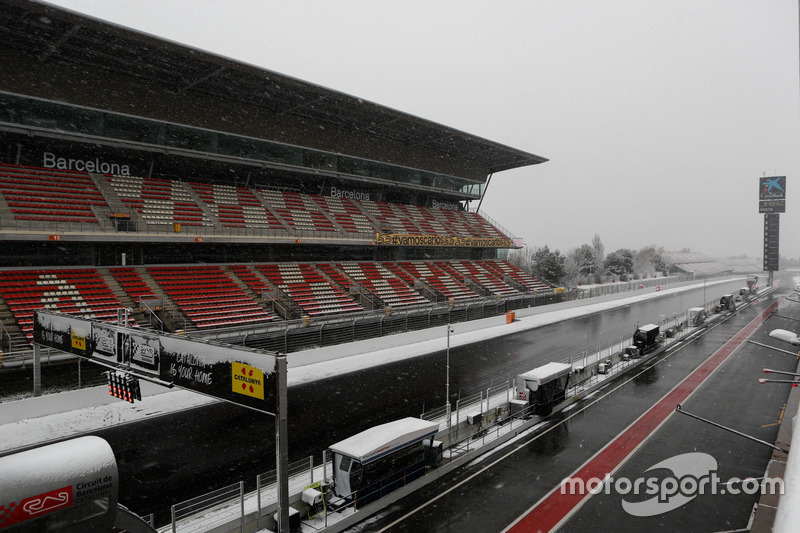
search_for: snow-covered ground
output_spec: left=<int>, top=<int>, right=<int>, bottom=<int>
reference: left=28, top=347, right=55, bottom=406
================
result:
left=0, top=277, right=741, bottom=454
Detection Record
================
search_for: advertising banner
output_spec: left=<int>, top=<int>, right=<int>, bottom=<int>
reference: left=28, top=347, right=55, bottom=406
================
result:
left=375, top=233, right=514, bottom=248
left=759, top=176, right=786, bottom=213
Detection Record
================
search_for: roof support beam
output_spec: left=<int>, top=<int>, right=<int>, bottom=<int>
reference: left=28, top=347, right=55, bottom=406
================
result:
left=37, top=23, right=81, bottom=63
left=177, top=65, right=227, bottom=95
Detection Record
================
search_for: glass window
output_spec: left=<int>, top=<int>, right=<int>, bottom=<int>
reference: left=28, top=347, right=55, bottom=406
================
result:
left=0, top=92, right=482, bottom=198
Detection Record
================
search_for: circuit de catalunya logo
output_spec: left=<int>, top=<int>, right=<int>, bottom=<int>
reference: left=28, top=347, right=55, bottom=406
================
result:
left=560, top=452, right=784, bottom=517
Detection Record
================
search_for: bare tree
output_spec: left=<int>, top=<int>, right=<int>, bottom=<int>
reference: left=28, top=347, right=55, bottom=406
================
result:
left=591, top=233, right=605, bottom=269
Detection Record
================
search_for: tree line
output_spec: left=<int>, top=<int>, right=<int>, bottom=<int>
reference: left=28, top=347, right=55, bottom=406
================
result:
left=508, top=234, right=671, bottom=287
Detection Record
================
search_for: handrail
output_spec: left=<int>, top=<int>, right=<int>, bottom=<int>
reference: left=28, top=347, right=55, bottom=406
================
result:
left=0, top=319, right=9, bottom=351
left=162, top=301, right=187, bottom=332
left=139, top=297, right=165, bottom=332
left=469, top=207, right=518, bottom=240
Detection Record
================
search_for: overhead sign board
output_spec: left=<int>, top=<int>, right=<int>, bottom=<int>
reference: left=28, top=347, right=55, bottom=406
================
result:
left=33, top=310, right=278, bottom=413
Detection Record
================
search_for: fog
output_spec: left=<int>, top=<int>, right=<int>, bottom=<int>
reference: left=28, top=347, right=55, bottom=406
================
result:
left=47, top=0, right=800, bottom=259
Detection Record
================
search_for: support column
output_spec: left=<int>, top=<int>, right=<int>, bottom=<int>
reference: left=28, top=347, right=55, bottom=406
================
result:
left=275, top=354, right=289, bottom=533
left=33, top=344, right=41, bottom=397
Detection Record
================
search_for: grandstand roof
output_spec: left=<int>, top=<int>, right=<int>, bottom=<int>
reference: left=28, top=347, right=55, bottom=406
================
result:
left=1, top=0, right=548, bottom=175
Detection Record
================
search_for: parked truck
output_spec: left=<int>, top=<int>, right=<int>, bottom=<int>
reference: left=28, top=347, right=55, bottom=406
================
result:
left=514, top=362, right=572, bottom=417
left=633, top=323, right=661, bottom=355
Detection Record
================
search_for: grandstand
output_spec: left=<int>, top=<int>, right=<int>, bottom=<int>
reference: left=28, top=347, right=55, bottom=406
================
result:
left=660, top=251, right=733, bottom=277
left=718, top=256, right=763, bottom=274
left=0, top=0, right=553, bottom=354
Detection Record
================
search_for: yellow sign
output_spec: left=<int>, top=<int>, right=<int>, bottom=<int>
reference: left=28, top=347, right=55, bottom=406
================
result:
left=554, top=287, right=566, bottom=294
left=375, top=233, right=514, bottom=248
left=71, top=329, right=86, bottom=351
left=231, top=362, right=265, bottom=400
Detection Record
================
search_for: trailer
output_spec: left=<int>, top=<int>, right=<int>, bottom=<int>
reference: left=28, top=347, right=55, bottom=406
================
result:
left=515, top=362, right=572, bottom=416
left=633, top=323, right=661, bottom=355
left=329, top=417, right=440, bottom=505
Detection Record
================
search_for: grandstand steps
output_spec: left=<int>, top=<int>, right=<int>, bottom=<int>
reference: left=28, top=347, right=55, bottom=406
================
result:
left=272, top=288, right=303, bottom=320
left=231, top=263, right=296, bottom=320
left=99, top=270, right=148, bottom=328
left=318, top=264, right=380, bottom=311
left=315, top=263, right=376, bottom=311
left=384, top=263, right=442, bottom=303
left=413, top=278, right=446, bottom=303
left=0, top=301, right=28, bottom=351
left=136, top=269, right=191, bottom=333
left=463, top=277, right=492, bottom=297
left=361, top=211, right=383, bottom=233
left=0, top=188, right=13, bottom=223
left=90, top=172, right=144, bottom=230
left=500, top=275, right=529, bottom=293
left=305, top=196, right=348, bottom=233
left=483, top=260, right=553, bottom=293
left=88, top=204, right=115, bottom=231
left=220, top=265, right=277, bottom=317
left=441, top=261, right=518, bottom=297
left=184, top=183, right=223, bottom=231
left=338, top=262, right=430, bottom=309
left=256, top=200, right=291, bottom=233
left=351, top=284, right=386, bottom=311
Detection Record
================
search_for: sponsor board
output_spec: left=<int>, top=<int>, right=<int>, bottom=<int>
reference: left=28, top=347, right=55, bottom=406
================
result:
left=375, top=233, right=514, bottom=248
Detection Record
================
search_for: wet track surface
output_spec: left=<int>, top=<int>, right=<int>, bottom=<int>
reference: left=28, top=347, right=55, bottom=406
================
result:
left=347, top=288, right=798, bottom=532
left=75, top=278, right=770, bottom=524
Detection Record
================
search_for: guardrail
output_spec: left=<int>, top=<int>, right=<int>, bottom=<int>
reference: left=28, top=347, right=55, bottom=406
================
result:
left=139, top=298, right=166, bottom=332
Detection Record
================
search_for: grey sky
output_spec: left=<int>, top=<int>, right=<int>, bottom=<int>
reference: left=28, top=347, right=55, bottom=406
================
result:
left=45, top=0, right=800, bottom=259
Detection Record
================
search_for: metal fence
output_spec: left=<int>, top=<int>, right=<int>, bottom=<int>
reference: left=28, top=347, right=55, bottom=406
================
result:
left=0, top=350, right=106, bottom=400
left=573, top=275, right=689, bottom=299
left=162, top=455, right=327, bottom=532
left=256, top=455, right=328, bottom=512
left=238, top=294, right=558, bottom=353
left=170, top=482, right=244, bottom=533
